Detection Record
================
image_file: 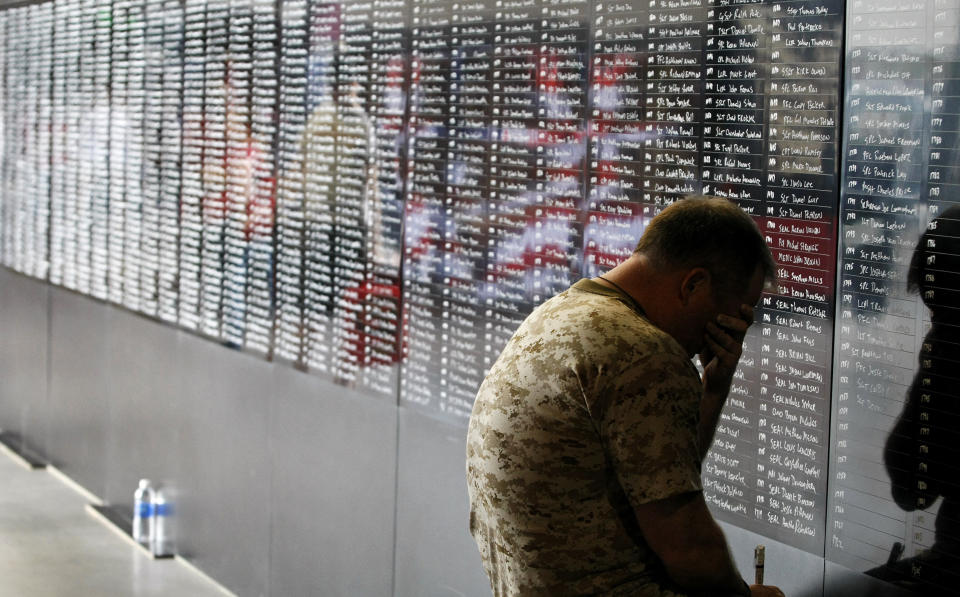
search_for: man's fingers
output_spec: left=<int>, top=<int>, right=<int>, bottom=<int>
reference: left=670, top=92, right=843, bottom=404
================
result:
left=704, top=329, right=740, bottom=365
left=715, top=313, right=749, bottom=335
left=706, top=321, right=743, bottom=352
left=714, top=314, right=745, bottom=329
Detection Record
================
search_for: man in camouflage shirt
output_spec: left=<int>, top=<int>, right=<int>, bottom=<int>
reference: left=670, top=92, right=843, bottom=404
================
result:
left=467, top=198, right=786, bottom=597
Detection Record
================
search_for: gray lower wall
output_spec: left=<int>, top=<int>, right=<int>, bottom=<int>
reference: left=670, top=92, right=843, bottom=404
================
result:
left=0, top=266, right=50, bottom=460
left=3, top=266, right=896, bottom=597
left=0, top=267, right=485, bottom=597
left=394, top=408, right=491, bottom=597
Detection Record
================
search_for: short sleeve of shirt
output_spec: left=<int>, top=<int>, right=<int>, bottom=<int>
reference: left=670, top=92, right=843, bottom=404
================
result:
left=600, top=351, right=703, bottom=507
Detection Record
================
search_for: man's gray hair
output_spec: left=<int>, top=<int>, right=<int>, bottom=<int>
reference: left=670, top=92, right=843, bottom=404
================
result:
left=634, top=196, right=778, bottom=295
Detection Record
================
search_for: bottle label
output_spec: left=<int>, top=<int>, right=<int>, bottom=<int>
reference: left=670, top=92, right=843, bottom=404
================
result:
left=154, top=502, right=171, bottom=517
left=136, top=502, right=153, bottom=518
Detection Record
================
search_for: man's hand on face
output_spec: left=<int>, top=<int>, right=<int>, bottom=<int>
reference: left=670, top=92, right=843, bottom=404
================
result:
left=699, top=304, right=753, bottom=396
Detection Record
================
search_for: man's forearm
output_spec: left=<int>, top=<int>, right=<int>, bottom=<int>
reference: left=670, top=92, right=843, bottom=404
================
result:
left=657, top=500, right=749, bottom=596
left=634, top=492, right=749, bottom=596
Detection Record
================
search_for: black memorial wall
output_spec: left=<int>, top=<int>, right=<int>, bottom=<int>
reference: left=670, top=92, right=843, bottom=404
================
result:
left=0, top=0, right=956, bottom=592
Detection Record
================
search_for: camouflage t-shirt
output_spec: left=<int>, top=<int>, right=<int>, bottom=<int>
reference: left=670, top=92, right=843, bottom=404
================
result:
left=466, top=278, right=703, bottom=596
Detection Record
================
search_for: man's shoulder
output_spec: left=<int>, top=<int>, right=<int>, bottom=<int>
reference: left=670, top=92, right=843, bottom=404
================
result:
left=532, top=286, right=653, bottom=336
left=530, top=287, right=685, bottom=362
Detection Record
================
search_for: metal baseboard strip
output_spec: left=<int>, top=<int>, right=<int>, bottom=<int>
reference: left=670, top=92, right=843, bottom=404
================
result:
left=45, top=465, right=104, bottom=506
left=85, top=504, right=238, bottom=596
left=0, top=430, right=46, bottom=470
left=84, top=503, right=173, bottom=560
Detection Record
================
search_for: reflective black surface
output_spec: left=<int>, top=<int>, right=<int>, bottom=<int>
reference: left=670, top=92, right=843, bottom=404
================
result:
left=1, top=0, right=844, bottom=555
left=830, top=1, right=960, bottom=593
left=3, top=0, right=960, bottom=591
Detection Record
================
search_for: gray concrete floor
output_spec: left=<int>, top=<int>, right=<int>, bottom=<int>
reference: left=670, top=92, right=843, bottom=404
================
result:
left=0, top=447, right=232, bottom=597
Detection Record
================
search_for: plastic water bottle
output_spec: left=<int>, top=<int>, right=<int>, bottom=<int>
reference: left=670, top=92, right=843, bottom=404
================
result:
left=132, top=479, right=155, bottom=546
left=152, top=489, right=172, bottom=556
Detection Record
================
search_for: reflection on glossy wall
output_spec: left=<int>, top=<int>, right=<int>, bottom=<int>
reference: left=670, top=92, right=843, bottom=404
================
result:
left=0, top=0, right=957, bottom=593
left=829, top=1, right=960, bottom=594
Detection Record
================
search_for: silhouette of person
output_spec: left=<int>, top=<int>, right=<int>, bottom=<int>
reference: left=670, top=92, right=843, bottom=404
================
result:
left=874, top=204, right=960, bottom=594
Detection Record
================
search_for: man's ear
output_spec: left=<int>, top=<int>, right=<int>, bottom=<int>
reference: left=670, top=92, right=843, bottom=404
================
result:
left=679, top=267, right=712, bottom=306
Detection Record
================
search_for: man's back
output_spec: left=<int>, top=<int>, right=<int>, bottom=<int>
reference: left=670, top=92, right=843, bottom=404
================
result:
left=466, top=279, right=702, bottom=596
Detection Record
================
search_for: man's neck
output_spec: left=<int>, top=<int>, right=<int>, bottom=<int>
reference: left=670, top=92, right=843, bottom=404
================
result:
left=597, top=255, right=694, bottom=356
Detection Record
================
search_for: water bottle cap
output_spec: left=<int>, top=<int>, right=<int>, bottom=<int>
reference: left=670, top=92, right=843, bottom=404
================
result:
left=138, top=479, right=151, bottom=488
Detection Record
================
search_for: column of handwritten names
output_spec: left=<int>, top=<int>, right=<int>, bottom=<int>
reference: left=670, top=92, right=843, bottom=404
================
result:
left=179, top=0, right=206, bottom=330
left=829, top=0, right=925, bottom=569
left=72, top=0, right=92, bottom=293
left=584, top=0, right=646, bottom=278
left=273, top=0, right=308, bottom=363
left=141, top=0, right=164, bottom=317
left=399, top=0, right=450, bottom=410
left=49, top=0, right=71, bottom=288
left=107, top=0, right=129, bottom=305
left=301, top=0, right=336, bottom=372
left=89, top=0, right=112, bottom=300
left=530, top=0, right=587, bottom=305
left=754, top=0, right=838, bottom=553
left=221, top=0, right=253, bottom=345
left=360, top=0, right=406, bottom=395
left=33, top=3, right=52, bottom=281
left=244, top=0, right=276, bottom=354
left=701, top=0, right=763, bottom=530
left=332, top=0, right=375, bottom=386
left=436, top=0, right=491, bottom=414
left=121, top=0, right=145, bottom=312
left=158, top=0, right=182, bottom=324
left=200, top=0, right=228, bottom=336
